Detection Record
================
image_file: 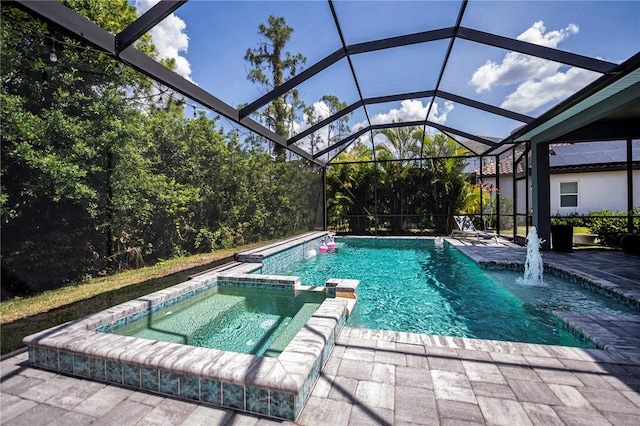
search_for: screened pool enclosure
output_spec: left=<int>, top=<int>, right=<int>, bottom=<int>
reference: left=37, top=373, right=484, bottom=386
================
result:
left=6, top=0, right=640, bottom=252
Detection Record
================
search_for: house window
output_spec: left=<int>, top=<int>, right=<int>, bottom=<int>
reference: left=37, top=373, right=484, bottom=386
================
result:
left=560, top=181, right=578, bottom=208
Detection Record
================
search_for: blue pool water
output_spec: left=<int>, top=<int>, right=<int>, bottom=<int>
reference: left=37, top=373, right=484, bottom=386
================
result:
left=278, top=237, right=633, bottom=347
left=112, top=287, right=325, bottom=357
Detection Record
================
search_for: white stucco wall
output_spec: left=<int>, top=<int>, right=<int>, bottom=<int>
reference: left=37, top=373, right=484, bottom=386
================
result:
left=550, top=170, right=639, bottom=215
left=481, top=169, right=639, bottom=216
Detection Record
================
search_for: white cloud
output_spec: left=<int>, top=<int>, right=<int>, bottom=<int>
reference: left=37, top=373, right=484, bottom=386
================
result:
left=135, top=0, right=193, bottom=82
left=292, top=98, right=457, bottom=155
left=291, top=100, right=334, bottom=153
left=293, top=99, right=454, bottom=154
left=367, top=99, right=454, bottom=127
left=344, top=99, right=454, bottom=147
left=312, top=100, right=332, bottom=120
left=468, top=21, right=599, bottom=113
left=428, top=100, right=455, bottom=125
left=518, top=21, right=579, bottom=48
left=469, top=53, right=561, bottom=93
left=501, top=67, right=598, bottom=112
left=470, top=21, right=579, bottom=93
left=292, top=100, right=331, bottom=134
left=370, top=99, right=423, bottom=124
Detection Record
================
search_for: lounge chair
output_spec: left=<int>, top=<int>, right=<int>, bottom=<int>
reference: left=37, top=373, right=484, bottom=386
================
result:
left=451, top=215, right=498, bottom=242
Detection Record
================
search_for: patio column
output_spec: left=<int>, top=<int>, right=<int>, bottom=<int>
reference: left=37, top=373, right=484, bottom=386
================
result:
left=627, top=138, right=634, bottom=233
left=322, top=166, right=327, bottom=231
left=532, top=141, right=551, bottom=250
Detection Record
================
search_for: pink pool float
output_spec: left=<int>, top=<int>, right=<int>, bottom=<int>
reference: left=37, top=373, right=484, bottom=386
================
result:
left=326, top=235, right=336, bottom=249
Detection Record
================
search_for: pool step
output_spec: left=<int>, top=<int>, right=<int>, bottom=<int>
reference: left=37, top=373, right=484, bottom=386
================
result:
left=114, top=293, right=246, bottom=346
left=263, top=302, right=321, bottom=357
left=554, top=310, right=640, bottom=354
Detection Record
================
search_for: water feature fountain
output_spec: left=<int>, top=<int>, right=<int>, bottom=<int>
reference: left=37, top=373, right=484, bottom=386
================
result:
left=521, top=226, right=545, bottom=285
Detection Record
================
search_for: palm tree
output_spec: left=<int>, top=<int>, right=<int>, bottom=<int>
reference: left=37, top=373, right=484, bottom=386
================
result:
left=375, top=125, right=421, bottom=166
left=327, top=142, right=376, bottom=233
left=374, top=124, right=422, bottom=232
left=413, top=130, right=470, bottom=234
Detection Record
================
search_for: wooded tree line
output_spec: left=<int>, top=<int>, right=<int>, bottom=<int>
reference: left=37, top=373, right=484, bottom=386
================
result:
left=1, top=3, right=323, bottom=296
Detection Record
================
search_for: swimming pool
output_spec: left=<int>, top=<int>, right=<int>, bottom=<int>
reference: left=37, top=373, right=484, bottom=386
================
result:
left=277, top=237, right=634, bottom=347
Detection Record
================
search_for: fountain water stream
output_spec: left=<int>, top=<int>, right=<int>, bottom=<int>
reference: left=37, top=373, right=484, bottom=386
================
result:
left=521, top=227, right=545, bottom=285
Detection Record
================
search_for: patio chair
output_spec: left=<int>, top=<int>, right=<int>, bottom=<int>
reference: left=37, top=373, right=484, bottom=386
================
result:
left=451, top=215, right=498, bottom=242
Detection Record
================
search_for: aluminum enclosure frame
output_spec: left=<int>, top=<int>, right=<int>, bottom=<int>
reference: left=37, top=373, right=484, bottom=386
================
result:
left=11, top=0, right=640, bottom=241
left=13, top=0, right=631, bottom=166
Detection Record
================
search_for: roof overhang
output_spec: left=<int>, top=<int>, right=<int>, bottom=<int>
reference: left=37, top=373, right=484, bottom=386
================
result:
left=510, top=53, right=640, bottom=145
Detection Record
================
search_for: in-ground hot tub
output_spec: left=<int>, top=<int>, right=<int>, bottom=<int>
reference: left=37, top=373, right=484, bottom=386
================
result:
left=111, top=285, right=326, bottom=358
left=23, top=232, right=357, bottom=421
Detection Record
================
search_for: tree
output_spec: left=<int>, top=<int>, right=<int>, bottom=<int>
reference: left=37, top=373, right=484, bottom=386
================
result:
left=1, top=5, right=324, bottom=298
left=374, top=124, right=422, bottom=232
left=415, top=130, right=470, bottom=234
left=303, top=95, right=351, bottom=155
left=325, top=127, right=472, bottom=235
left=1, top=1, right=153, bottom=294
left=327, top=142, right=377, bottom=233
left=245, top=15, right=306, bottom=162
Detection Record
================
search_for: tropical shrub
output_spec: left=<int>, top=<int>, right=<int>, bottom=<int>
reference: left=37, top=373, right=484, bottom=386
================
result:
left=587, top=209, right=640, bottom=246
left=0, top=4, right=322, bottom=296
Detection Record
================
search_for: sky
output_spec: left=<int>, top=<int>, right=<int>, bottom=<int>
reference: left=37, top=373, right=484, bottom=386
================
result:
left=133, top=0, right=640, bottom=156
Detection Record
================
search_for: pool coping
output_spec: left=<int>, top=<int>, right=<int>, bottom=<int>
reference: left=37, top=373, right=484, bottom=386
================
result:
left=22, top=232, right=353, bottom=421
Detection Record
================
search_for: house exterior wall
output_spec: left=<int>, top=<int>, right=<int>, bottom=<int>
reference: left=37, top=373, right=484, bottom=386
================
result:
left=483, top=176, right=525, bottom=213
left=516, top=178, right=528, bottom=214
left=550, top=170, right=639, bottom=215
left=482, top=169, right=639, bottom=216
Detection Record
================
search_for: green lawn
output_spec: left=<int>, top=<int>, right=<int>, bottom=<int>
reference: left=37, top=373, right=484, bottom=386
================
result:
left=514, top=226, right=591, bottom=237
left=0, top=241, right=273, bottom=355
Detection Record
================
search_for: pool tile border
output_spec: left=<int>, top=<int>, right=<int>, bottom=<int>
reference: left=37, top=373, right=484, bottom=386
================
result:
left=23, top=232, right=349, bottom=421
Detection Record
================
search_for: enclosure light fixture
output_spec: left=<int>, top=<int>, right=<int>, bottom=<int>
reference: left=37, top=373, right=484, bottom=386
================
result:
left=49, top=44, right=58, bottom=63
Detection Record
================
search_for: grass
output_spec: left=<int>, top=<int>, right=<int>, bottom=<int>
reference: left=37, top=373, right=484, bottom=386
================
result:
left=573, top=226, right=591, bottom=234
left=0, top=240, right=275, bottom=355
left=514, top=226, right=592, bottom=237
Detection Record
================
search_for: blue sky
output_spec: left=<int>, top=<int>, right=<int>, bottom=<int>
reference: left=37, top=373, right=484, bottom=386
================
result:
left=134, top=0, right=640, bottom=153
